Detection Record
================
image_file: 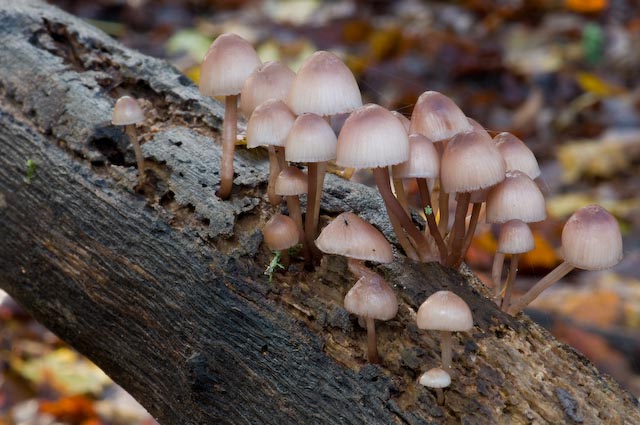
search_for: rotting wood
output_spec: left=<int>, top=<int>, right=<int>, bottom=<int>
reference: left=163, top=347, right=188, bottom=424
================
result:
left=0, top=1, right=638, bottom=424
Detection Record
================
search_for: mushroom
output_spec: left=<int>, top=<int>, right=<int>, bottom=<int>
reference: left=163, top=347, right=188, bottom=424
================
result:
left=508, top=205, right=622, bottom=314
left=344, top=273, right=398, bottom=363
left=112, top=96, right=145, bottom=185
left=419, top=367, right=451, bottom=405
left=274, top=166, right=308, bottom=259
left=493, top=132, right=541, bottom=180
left=240, top=61, right=295, bottom=119
left=199, top=33, right=261, bottom=199
left=417, top=290, right=473, bottom=369
left=262, top=213, right=300, bottom=279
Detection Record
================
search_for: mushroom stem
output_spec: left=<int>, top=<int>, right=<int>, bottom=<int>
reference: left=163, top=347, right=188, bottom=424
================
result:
left=460, top=202, right=482, bottom=262
left=305, top=161, right=326, bottom=260
left=507, top=260, right=575, bottom=315
left=501, top=254, right=519, bottom=312
left=435, top=388, right=444, bottom=405
left=447, top=192, right=471, bottom=267
left=440, top=330, right=453, bottom=369
left=347, top=258, right=374, bottom=279
left=217, top=94, right=238, bottom=200
left=392, top=177, right=409, bottom=214
left=125, top=125, right=144, bottom=185
left=365, top=316, right=380, bottom=364
left=438, top=189, right=449, bottom=236
left=372, top=167, right=429, bottom=260
left=417, top=178, right=447, bottom=263
left=492, top=252, right=505, bottom=305
left=267, top=146, right=283, bottom=206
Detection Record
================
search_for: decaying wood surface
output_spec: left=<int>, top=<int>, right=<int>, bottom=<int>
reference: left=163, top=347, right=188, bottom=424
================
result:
left=0, top=1, right=638, bottom=424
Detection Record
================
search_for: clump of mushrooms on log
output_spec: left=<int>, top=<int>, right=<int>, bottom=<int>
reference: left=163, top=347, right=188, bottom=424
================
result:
left=110, top=32, right=625, bottom=405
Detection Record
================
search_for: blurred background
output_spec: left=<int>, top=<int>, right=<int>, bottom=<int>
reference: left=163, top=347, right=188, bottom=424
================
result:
left=2, top=0, right=639, bottom=423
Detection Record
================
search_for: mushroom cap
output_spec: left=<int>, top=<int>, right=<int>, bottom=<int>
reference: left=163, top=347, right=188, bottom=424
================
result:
left=262, top=214, right=299, bottom=251
left=287, top=51, right=362, bottom=116
left=409, top=91, right=472, bottom=142
left=246, top=99, right=295, bottom=148
left=486, top=170, right=546, bottom=224
left=417, top=290, right=473, bottom=332
left=275, top=166, right=308, bottom=196
left=315, top=212, right=393, bottom=263
left=285, top=113, right=337, bottom=163
left=494, top=132, right=541, bottom=179
left=112, top=96, right=144, bottom=125
left=419, top=368, right=451, bottom=388
left=392, top=111, right=411, bottom=133
left=344, top=273, right=398, bottom=321
left=561, top=205, right=623, bottom=270
left=240, top=61, right=295, bottom=118
left=199, top=33, right=261, bottom=97
left=392, top=133, right=440, bottom=179
left=498, top=219, right=534, bottom=254
left=440, top=130, right=506, bottom=193
left=336, top=104, right=409, bottom=169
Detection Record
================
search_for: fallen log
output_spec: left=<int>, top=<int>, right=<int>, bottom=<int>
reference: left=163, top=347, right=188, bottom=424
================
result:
left=0, top=1, right=638, bottom=423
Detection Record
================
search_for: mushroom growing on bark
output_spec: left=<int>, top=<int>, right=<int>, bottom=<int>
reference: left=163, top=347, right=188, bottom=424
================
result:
left=199, top=33, right=261, bottom=199
left=240, top=61, right=295, bottom=119
left=419, top=367, right=451, bottom=405
left=112, top=95, right=145, bottom=185
left=417, top=290, right=473, bottom=369
left=262, top=213, right=300, bottom=279
left=507, top=205, right=622, bottom=314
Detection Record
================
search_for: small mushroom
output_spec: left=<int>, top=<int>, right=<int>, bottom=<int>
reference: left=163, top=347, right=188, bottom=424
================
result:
left=112, top=96, right=145, bottom=185
left=419, top=367, right=451, bottom=405
left=344, top=273, right=397, bottom=364
left=417, top=291, right=473, bottom=369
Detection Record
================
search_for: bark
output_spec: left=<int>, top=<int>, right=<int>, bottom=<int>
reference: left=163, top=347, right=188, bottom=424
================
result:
left=0, top=2, right=638, bottom=424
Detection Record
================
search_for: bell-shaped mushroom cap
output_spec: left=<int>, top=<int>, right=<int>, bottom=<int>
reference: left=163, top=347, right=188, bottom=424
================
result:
left=419, top=368, right=451, bottom=388
left=285, top=113, right=337, bottom=162
left=409, top=91, right=473, bottom=143
left=561, top=205, right=623, bottom=270
left=199, top=33, right=261, bottom=97
left=263, top=214, right=299, bottom=251
left=392, top=134, right=440, bottom=179
left=417, top=290, right=473, bottom=332
left=287, top=51, right=362, bottom=116
left=486, top=170, right=546, bottom=224
left=498, top=219, right=534, bottom=254
left=336, top=104, right=410, bottom=169
left=392, top=111, right=411, bottom=133
left=440, top=131, right=506, bottom=193
left=246, top=99, right=295, bottom=148
left=241, top=61, right=295, bottom=118
left=344, top=273, right=398, bottom=321
left=112, top=96, right=144, bottom=125
left=275, top=166, right=308, bottom=196
left=493, top=132, right=540, bottom=179
left=315, top=212, right=393, bottom=263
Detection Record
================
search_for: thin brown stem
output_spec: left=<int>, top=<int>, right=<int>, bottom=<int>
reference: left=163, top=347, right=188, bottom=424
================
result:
left=447, top=192, right=470, bottom=267
left=460, top=202, right=482, bottom=263
left=392, top=178, right=409, bottom=214
left=365, top=316, right=379, bottom=364
left=267, top=146, right=282, bottom=207
left=305, top=162, right=326, bottom=261
left=347, top=258, right=374, bottom=279
left=125, top=125, right=144, bottom=186
left=373, top=167, right=429, bottom=260
left=440, top=330, right=452, bottom=370
left=507, top=261, right=575, bottom=315
left=501, top=254, right=519, bottom=312
left=435, top=388, right=444, bottom=405
left=217, top=94, right=238, bottom=200
left=438, top=190, right=449, bottom=236
left=492, top=252, right=505, bottom=305
left=417, top=178, right=447, bottom=263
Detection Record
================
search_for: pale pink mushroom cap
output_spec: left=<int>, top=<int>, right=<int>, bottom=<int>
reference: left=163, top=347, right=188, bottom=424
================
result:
left=409, top=91, right=473, bottom=142
left=392, top=134, right=440, bottom=179
left=344, top=273, right=398, bottom=321
left=392, top=111, right=411, bottom=133
left=486, top=170, right=546, bottom=224
left=112, top=96, right=144, bottom=125
left=440, top=130, right=506, bottom=193
left=419, top=368, right=451, bottom=388
left=199, top=33, right=261, bottom=97
left=417, top=290, right=473, bottom=332
left=286, top=51, right=362, bottom=116
left=561, top=205, right=623, bottom=270
left=246, top=99, right=295, bottom=148
left=263, top=214, right=299, bottom=251
left=494, top=132, right=541, bottom=179
left=285, top=113, right=337, bottom=163
left=240, top=61, right=295, bottom=118
left=336, top=104, right=409, bottom=169
left=498, top=219, right=534, bottom=254
left=275, top=166, right=308, bottom=196
left=315, top=212, right=393, bottom=263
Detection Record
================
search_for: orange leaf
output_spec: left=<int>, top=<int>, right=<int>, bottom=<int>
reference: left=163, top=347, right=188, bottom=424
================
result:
left=565, top=0, right=607, bottom=13
left=40, top=395, right=98, bottom=425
